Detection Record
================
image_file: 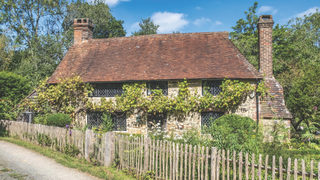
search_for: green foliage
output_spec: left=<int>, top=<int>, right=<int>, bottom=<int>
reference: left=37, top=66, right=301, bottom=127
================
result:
left=15, top=34, right=65, bottom=87
left=268, top=120, right=290, bottom=145
left=63, top=0, right=126, bottom=45
left=132, top=17, right=159, bottom=36
left=88, top=79, right=268, bottom=115
left=0, top=71, right=31, bottom=104
left=0, top=71, right=31, bottom=119
left=0, top=34, right=16, bottom=71
left=37, top=133, right=52, bottom=146
left=231, top=2, right=320, bottom=140
left=63, top=143, right=81, bottom=157
left=25, top=75, right=93, bottom=121
left=47, top=113, right=72, bottom=127
left=101, top=113, right=114, bottom=132
left=0, top=0, right=126, bottom=88
left=207, top=114, right=262, bottom=154
left=0, top=121, right=9, bottom=137
left=92, top=113, right=114, bottom=139
left=286, top=65, right=320, bottom=131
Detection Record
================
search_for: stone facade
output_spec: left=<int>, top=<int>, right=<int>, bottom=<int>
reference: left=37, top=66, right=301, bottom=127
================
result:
left=76, top=80, right=268, bottom=135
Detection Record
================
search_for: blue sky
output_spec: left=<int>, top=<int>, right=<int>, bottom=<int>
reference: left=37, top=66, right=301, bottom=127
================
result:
left=105, top=0, right=319, bottom=36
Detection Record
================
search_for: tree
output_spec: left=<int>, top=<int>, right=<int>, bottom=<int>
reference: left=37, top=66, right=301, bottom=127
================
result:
left=231, top=3, right=320, bottom=136
left=0, top=0, right=126, bottom=87
left=14, top=34, right=65, bottom=87
left=229, top=2, right=260, bottom=69
left=0, top=34, right=15, bottom=71
left=286, top=64, right=320, bottom=131
left=132, top=17, right=159, bottom=36
left=62, top=0, right=126, bottom=49
left=0, top=0, right=66, bottom=47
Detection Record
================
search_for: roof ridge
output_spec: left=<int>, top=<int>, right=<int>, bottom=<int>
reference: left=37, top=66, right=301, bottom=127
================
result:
left=87, top=31, right=229, bottom=43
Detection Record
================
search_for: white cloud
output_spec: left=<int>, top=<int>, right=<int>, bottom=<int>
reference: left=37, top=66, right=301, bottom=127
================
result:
left=102, top=0, right=130, bottom=6
left=215, top=21, right=222, bottom=25
left=195, top=6, right=202, bottom=10
left=193, top=17, right=211, bottom=26
left=151, top=11, right=189, bottom=33
left=130, top=22, right=139, bottom=30
left=293, top=6, right=320, bottom=18
left=257, top=6, right=278, bottom=15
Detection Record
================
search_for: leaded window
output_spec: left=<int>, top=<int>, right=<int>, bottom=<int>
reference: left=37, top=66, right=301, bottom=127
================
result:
left=22, top=112, right=36, bottom=123
left=147, top=113, right=167, bottom=130
left=147, top=81, right=168, bottom=96
left=90, top=83, right=123, bottom=97
left=113, top=112, right=127, bottom=131
left=87, top=112, right=127, bottom=131
left=201, top=111, right=224, bottom=128
left=202, top=80, right=222, bottom=96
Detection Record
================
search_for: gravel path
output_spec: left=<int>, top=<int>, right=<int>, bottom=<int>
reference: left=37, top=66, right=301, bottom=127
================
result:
left=0, top=140, right=100, bottom=180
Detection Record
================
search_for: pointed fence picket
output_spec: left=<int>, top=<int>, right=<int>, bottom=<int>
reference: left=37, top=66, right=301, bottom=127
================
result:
left=115, top=135, right=320, bottom=180
left=1, top=120, right=320, bottom=180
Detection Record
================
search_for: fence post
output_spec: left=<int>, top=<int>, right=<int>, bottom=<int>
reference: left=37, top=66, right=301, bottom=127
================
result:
left=144, top=137, right=150, bottom=173
left=104, top=131, right=115, bottom=167
left=85, top=129, right=90, bottom=161
left=210, top=147, right=217, bottom=180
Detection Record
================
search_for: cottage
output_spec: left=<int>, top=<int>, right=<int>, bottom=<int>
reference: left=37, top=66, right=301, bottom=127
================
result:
left=32, top=15, right=291, bottom=135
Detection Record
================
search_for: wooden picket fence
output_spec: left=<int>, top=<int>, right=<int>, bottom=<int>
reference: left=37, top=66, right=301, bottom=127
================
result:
left=116, top=135, right=320, bottom=180
left=1, top=120, right=320, bottom=180
left=0, top=120, right=85, bottom=154
left=0, top=120, right=114, bottom=166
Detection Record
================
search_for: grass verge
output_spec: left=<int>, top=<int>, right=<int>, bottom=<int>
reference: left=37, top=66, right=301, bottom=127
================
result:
left=0, top=137, right=135, bottom=180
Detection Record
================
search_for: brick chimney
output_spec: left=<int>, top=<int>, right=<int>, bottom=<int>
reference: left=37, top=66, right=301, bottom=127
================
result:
left=73, top=18, right=94, bottom=44
left=258, top=15, right=274, bottom=78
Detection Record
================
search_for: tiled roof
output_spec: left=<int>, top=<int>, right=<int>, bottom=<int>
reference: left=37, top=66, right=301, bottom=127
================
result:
left=48, top=32, right=262, bottom=84
left=260, top=78, right=292, bottom=119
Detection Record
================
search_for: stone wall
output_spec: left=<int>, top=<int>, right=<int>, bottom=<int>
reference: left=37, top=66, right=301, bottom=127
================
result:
left=261, top=119, right=291, bottom=142
left=75, top=80, right=290, bottom=136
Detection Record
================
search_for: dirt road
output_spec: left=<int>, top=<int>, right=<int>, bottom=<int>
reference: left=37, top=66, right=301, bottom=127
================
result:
left=0, top=140, right=99, bottom=180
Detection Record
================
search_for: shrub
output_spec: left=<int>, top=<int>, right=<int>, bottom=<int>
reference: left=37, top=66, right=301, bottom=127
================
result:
left=0, top=71, right=31, bottom=119
left=47, top=113, right=72, bottom=127
left=206, top=114, right=263, bottom=154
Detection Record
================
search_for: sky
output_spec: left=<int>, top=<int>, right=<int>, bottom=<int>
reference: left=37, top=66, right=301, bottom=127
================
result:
left=102, top=0, right=319, bottom=36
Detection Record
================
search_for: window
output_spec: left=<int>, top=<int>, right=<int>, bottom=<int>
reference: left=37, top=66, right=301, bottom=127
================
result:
left=201, top=111, right=224, bottom=128
left=147, top=81, right=168, bottom=96
left=147, top=113, right=167, bottom=130
left=22, top=112, right=36, bottom=123
left=90, top=83, right=123, bottom=97
left=87, top=112, right=127, bottom=131
left=202, top=80, right=222, bottom=96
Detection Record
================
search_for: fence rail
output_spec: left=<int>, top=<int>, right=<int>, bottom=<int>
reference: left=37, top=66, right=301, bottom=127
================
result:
left=1, top=120, right=319, bottom=180
left=116, top=135, right=320, bottom=180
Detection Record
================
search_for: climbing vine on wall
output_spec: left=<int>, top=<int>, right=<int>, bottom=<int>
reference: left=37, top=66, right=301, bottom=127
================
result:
left=23, top=75, right=270, bottom=120
left=86, top=78, right=270, bottom=114
left=23, top=75, right=93, bottom=119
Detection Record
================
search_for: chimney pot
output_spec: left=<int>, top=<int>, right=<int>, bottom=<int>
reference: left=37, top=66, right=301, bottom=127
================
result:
left=73, top=18, right=94, bottom=44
